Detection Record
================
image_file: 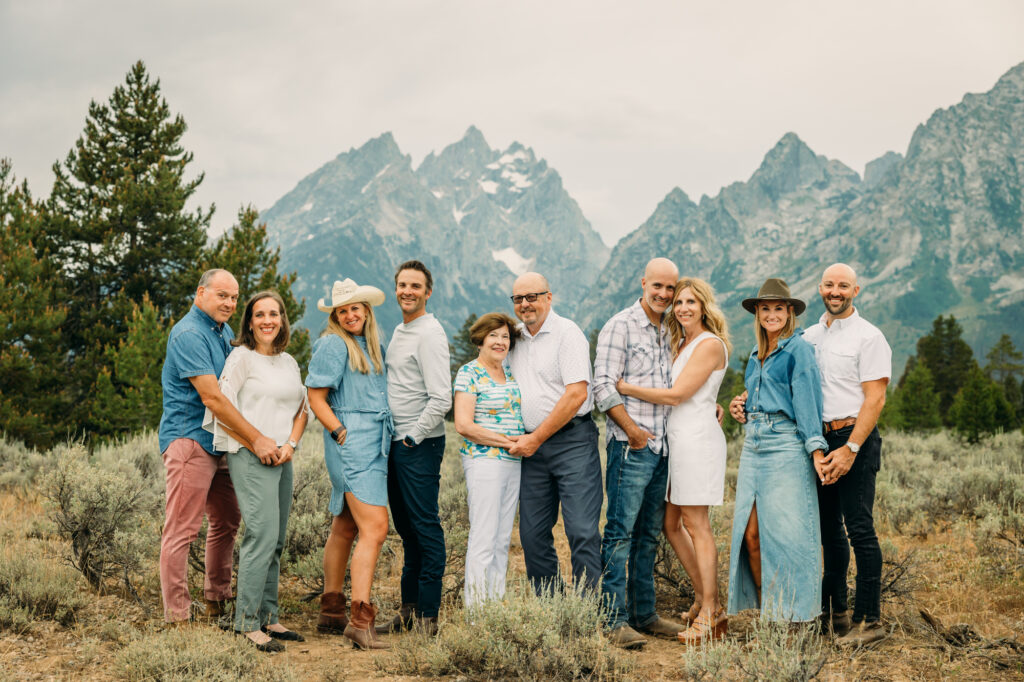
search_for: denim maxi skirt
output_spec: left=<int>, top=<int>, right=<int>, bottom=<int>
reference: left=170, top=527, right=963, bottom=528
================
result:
left=727, top=413, right=822, bottom=622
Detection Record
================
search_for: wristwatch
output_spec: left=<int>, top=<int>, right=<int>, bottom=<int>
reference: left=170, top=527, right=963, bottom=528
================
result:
left=286, top=439, right=299, bottom=449
left=847, top=441, right=861, bottom=454
left=402, top=435, right=417, bottom=447
left=330, top=426, right=345, bottom=442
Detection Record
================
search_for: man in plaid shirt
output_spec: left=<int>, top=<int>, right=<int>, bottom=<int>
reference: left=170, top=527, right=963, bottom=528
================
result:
left=594, top=257, right=685, bottom=649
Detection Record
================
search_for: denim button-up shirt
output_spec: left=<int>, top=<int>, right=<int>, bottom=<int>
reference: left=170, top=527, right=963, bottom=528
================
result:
left=743, top=329, right=828, bottom=455
left=158, top=305, right=235, bottom=455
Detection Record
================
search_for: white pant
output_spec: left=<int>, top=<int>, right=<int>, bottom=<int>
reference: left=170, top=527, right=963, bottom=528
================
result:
left=462, top=455, right=521, bottom=609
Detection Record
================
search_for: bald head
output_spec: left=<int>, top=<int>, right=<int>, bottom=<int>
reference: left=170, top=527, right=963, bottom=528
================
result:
left=822, top=263, right=857, bottom=286
left=195, top=269, right=239, bottom=324
left=513, top=272, right=549, bottom=294
left=644, top=257, right=679, bottom=282
left=818, top=262, right=859, bottom=320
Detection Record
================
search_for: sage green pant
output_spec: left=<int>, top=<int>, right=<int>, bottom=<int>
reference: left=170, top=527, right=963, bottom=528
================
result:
left=227, top=448, right=293, bottom=632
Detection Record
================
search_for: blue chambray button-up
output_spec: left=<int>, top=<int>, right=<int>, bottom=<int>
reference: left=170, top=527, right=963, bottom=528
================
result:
left=743, top=329, right=828, bottom=455
left=158, top=305, right=235, bottom=455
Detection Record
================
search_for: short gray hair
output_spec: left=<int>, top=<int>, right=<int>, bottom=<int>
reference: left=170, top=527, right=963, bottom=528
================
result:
left=198, top=268, right=231, bottom=289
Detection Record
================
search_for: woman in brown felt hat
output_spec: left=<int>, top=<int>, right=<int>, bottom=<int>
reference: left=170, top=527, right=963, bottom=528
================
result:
left=305, top=278, right=393, bottom=649
left=725, top=278, right=827, bottom=624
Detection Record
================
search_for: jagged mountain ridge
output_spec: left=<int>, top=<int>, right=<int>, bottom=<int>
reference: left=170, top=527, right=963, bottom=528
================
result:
left=261, top=127, right=609, bottom=337
left=577, top=61, right=1024, bottom=370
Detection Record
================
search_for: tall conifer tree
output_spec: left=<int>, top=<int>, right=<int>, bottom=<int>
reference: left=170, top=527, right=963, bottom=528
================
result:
left=0, top=160, right=68, bottom=448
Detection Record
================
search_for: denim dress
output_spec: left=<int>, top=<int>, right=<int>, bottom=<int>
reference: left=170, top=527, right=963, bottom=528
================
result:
left=727, top=330, right=828, bottom=622
left=306, top=333, right=393, bottom=515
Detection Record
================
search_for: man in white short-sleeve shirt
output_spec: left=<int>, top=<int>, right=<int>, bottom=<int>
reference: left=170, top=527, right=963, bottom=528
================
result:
left=507, top=272, right=603, bottom=596
left=803, top=262, right=891, bottom=647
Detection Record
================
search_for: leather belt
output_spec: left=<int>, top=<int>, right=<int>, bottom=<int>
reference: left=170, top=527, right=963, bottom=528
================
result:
left=554, top=413, right=592, bottom=436
left=823, top=417, right=857, bottom=433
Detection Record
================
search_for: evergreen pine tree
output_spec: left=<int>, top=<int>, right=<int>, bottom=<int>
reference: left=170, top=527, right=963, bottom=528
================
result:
left=887, top=362, right=942, bottom=432
left=949, top=366, right=1006, bottom=443
left=985, top=334, right=1024, bottom=427
left=89, top=296, right=170, bottom=439
left=44, top=60, right=212, bottom=432
left=0, top=160, right=69, bottom=448
left=450, top=313, right=479, bottom=381
left=196, top=206, right=310, bottom=369
left=913, top=315, right=977, bottom=424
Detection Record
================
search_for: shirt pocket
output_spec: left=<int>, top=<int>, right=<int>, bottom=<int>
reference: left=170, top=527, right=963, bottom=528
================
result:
left=826, top=347, right=859, bottom=382
left=627, top=343, right=654, bottom=375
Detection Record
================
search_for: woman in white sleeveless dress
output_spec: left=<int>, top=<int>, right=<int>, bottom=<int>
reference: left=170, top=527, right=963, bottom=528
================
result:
left=616, top=277, right=731, bottom=645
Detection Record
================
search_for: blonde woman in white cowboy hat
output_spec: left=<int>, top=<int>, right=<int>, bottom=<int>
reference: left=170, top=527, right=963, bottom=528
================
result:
left=305, top=278, right=393, bottom=649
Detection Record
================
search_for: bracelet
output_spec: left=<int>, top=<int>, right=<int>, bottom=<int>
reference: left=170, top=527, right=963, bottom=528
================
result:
left=330, top=426, right=345, bottom=442
left=286, top=439, right=299, bottom=449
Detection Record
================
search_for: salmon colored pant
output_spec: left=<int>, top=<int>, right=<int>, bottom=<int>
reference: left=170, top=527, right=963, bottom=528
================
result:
left=159, top=438, right=240, bottom=622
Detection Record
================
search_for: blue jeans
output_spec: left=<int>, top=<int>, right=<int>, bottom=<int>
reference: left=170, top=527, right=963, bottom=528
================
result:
left=601, top=440, right=668, bottom=630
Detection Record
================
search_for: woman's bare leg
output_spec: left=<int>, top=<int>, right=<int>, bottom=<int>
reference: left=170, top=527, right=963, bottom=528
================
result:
left=743, top=503, right=762, bottom=604
left=680, top=505, right=719, bottom=618
left=345, top=493, right=389, bottom=603
left=323, top=509, right=357, bottom=594
left=664, top=502, right=703, bottom=610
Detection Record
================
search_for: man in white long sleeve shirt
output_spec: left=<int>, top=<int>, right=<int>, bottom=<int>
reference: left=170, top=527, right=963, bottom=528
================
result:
left=378, top=260, right=452, bottom=636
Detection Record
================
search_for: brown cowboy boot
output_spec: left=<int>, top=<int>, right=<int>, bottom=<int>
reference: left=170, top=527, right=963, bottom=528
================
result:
left=317, top=592, right=349, bottom=634
left=344, top=601, right=390, bottom=650
left=375, top=602, right=416, bottom=634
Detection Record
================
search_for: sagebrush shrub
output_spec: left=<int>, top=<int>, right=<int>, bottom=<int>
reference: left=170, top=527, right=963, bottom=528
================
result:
left=42, top=445, right=161, bottom=593
left=0, top=539, right=89, bottom=632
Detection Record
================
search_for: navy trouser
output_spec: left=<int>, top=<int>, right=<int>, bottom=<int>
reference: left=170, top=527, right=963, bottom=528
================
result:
left=518, top=419, right=603, bottom=594
left=387, top=435, right=446, bottom=618
left=818, top=425, right=883, bottom=623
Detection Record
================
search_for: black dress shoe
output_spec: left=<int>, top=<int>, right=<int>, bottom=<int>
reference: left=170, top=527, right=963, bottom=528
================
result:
left=262, top=626, right=305, bottom=642
left=234, top=630, right=286, bottom=653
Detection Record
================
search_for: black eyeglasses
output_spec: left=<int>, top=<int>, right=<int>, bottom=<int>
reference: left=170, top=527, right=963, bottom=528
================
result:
left=510, top=291, right=548, bottom=304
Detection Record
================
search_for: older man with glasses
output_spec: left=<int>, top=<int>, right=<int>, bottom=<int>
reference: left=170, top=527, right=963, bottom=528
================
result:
left=506, top=272, right=603, bottom=596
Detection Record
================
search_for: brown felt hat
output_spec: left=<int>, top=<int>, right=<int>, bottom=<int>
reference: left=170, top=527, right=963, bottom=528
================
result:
left=741, top=278, right=806, bottom=316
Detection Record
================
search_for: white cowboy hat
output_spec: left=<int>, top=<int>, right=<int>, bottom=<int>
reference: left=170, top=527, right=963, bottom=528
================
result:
left=317, top=278, right=386, bottom=313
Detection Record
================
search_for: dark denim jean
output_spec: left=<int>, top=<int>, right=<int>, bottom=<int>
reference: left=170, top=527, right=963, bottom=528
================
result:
left=818, top=425, right=882, bottom=623
left=388, top=436, right=446, bottom=618
left=600, top=440, right=668, bottom=630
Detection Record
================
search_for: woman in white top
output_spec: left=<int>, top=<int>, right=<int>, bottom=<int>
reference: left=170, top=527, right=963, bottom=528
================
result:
left=616, top=277, right=731, bottom=645
left=204, top=291, right=308, bottom=652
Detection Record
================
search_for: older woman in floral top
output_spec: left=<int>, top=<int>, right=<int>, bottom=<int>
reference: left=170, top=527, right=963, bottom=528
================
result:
left=453, top=312, right=525, bottom=608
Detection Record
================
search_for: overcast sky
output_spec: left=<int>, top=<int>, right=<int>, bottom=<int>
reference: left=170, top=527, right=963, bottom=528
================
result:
left=2, top=1, right=1023, bottom=246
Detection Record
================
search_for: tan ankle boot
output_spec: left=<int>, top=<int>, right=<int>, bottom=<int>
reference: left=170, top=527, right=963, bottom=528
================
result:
left=344, top=601, right=390, bottom=650
left=317, top=592, right=349, bottom=634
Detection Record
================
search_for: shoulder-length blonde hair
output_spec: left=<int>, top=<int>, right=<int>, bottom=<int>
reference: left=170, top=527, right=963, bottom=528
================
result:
left=324, top=303, right=385, bottom=374
left=666, top=277, right=732, bottom=357
left=754, top=303, right=796, bottom=360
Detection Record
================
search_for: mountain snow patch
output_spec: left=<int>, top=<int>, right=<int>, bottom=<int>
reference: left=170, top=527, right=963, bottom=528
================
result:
left=491, top=247, right=532, bottom=276
left=453, top=207, right=467, bottom=224
left=499, top=149, right=530, bottom=165
left=501, top=168, right=533, bottom=189
left=300, top=201, right=313, bottom=212
left=431, top=189, right=444, bottom=199
left=479, top=180, right=499, bottom=194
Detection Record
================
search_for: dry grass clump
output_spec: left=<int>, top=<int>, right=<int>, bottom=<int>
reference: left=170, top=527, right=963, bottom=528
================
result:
left=0, top=539, right=89, bottom=633
left=379, top=581, right=632, bottom=681
left=115, top=626, right=298, bottom=681
left=678, top=619, right=828, bottom=682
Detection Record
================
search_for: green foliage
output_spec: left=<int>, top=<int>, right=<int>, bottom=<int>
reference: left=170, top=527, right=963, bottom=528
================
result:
left=449, top=312, right=479, bottom=381
left=884, top=361, right=942, bottom=432
left=379, top=581, right=631, bottom=681
left=116, top=627, right=297, bottom=681
left=717, top=364, right=746, bottom=439
left=906, top=315, right=977, bottom=424
left=949, top=366, right=1013, bottom=443
left=0, top=541, right=89, bottom=632
left=42, top=445, right=161, bottom=593
left=985, top=333, right=1023, bottom=427
left=197, top=206, right=310, bottom=369
left=679, top=618, right=828, bottom=681
left=88, top=296, right=170, bottom=440
left=974, top=499, right=1024, bottom=573
left=0, top=160, right=68, bottom=449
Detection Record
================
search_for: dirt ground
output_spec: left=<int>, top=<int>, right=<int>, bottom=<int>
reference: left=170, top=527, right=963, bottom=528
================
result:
left=3, top=493, right=1024, bottom=680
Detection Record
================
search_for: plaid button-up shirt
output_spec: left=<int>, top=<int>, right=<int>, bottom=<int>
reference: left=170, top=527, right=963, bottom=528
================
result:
left=592, top=299, right=673, bottom=454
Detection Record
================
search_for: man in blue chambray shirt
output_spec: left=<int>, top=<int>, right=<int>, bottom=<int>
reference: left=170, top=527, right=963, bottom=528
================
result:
left=158, top=269, right=280, bottom=624
left=593, top=257, right=685, bottom=649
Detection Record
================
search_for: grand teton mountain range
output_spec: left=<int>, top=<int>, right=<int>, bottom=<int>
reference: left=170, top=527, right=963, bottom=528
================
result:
left=263, top=61, right=1024, bottom=370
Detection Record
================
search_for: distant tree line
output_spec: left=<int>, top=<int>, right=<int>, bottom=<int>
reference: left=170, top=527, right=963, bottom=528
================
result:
left=0, top=61, right=306, bottom=449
